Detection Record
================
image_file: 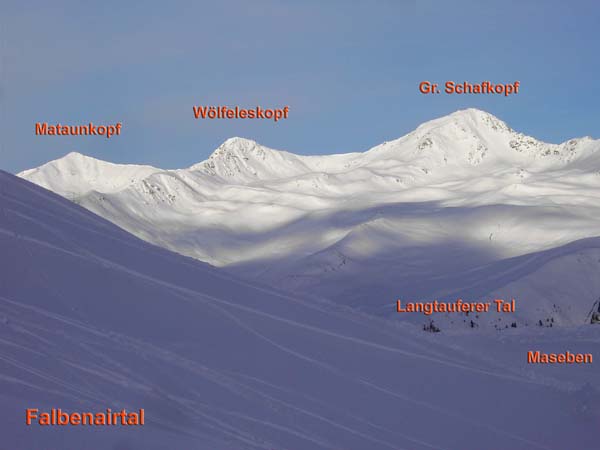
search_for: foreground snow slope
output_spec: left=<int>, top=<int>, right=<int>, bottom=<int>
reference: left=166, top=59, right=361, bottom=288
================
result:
left=19, top=109, right=600, bottom=328
left=1, top=172, right=598, bottom=449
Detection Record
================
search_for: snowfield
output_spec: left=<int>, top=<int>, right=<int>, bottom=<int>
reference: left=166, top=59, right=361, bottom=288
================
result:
left=1, top=171, right=599, bottom=449
left=19, top=109, right=600, bottom=331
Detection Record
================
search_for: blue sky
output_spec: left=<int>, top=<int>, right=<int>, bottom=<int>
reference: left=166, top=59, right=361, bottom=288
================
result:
left=2, top=0, right=599, bottom=173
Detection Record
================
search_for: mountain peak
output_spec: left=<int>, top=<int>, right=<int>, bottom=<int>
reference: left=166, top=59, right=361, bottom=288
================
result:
left=455, top=108, right=513, bottom=130
left=451, top=107, right=498, bottom=119
left=62, top=151, right=96, bottom=161
left=17, top=151, right=102, bottom=178
left=190, top=138, right=315, bottom=180
left=188, top=137, right=270, bottom=174
left=18, top=152, right=160, bottom=196
left=222, top=136, right=259, bottom=147
left=415, top=108, right=513, bottom=137
left=52, top=151, right=120, bottom=168
left=209, top=137, right=263, bottom=159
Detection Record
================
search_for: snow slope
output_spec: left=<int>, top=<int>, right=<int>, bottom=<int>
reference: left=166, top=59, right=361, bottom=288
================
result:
left=18, top=109, right=600, bottom=329
left=1, top=171, right=599, bottom=450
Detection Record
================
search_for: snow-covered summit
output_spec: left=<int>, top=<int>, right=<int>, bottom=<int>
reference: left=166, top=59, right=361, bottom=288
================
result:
left=364, top=108, right=599, bottom=172
left=190, top=137, right=314, bottom=182
left=417, top=108, right=514, bottom=134
left=19, top=151, right=160, bottom=196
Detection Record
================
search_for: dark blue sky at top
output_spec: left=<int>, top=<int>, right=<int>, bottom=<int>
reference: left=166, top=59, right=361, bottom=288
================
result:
left=2, top=0, right=599, bottom=173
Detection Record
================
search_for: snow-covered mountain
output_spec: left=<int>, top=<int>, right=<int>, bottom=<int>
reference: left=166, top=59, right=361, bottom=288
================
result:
left=1, top=170, right=599, bottom=450
left=19, top=151, right=160, bottom=197
left=19, top=109, right=600, bottom=330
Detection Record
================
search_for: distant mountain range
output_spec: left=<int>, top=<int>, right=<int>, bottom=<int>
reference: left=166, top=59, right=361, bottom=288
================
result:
left=19, top=109, right=600, bottom=331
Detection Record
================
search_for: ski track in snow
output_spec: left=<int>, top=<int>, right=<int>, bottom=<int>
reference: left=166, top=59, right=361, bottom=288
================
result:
left=0, top=225, right=562, bottom=450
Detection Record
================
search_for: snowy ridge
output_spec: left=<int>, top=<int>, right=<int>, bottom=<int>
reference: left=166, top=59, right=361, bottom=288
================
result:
left=1, top=170, right=598, bottom=450
left=21, top=109, right=600, bottom=198
left=18, top=109, right=600, bottom=330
